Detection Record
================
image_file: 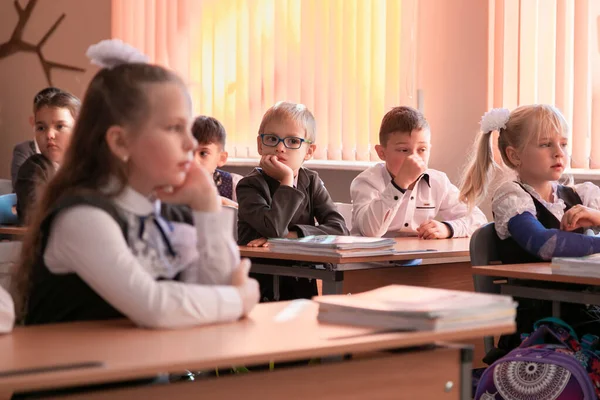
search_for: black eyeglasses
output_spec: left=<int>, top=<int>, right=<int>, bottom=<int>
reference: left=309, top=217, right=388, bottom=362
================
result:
left=260, top=134, right=312, bottom=149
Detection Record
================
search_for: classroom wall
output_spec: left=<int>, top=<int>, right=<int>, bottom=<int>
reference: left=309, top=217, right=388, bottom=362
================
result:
left=0, top=0, right=111, bottom=179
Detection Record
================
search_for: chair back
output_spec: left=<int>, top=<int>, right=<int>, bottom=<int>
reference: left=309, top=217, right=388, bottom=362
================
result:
left=334, top=202, right=353, bottom=231
left=0, top=241, right=21, bottom=291
left=470, top=222, right=502, bottom=354
left=223, top=205, right=238, bottom=242
left=469, top=222, right=501, bottom=266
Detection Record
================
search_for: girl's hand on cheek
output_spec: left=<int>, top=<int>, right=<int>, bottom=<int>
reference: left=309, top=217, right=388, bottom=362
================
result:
left=156, top=163, right=220, bottom=212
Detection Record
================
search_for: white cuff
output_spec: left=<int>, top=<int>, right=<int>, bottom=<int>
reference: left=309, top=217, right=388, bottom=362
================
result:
left=214, top=286, right=243, bottom=320
left=193, top=208, right=234, bottom=236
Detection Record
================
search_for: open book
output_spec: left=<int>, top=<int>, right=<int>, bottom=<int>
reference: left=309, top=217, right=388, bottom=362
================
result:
left=313, top=285, right=516, bottom=331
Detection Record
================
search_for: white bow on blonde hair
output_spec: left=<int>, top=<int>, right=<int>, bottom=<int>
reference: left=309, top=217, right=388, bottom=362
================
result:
left=480, top=108, right=510, bottom=134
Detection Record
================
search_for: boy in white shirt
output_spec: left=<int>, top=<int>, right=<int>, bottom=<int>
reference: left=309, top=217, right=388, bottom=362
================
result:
left=351, top=106, right=486, bottom=238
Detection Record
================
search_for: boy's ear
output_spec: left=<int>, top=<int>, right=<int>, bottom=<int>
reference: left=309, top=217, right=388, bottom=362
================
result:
left=505, top=145, right=520, bottom=167
left=257, top=136, right=263, bottom=156
left=105, top=125, right=130, bottom=161
left=217, top=150, right=228, bottom=167
left=28, top=116, right=34, bottom=127
left=375, top=144, right=386, bottom=161
left=304, top=143, right=317, bottom=161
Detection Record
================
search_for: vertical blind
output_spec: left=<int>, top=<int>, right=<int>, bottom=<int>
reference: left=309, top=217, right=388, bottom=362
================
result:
left=489, top=0, right=600, bottom=169
left=112, top=0, right=418, bottom=162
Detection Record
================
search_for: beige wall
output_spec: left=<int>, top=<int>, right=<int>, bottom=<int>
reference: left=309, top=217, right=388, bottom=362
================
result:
left=418, top=0, right=488, bottom=184
left=0, top=0, right=111, bottom=179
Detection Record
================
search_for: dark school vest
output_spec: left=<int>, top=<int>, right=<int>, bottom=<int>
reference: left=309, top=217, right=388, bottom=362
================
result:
left=214, top=169, right=234, bottom=200
left=24, top=194, right=192, bottom=325
left=496, top=183, right=583, bottom=265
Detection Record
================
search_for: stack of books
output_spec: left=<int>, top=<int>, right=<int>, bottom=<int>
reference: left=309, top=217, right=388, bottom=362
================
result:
left=313, top=285, right=516, bottom=331
left=551, top=254, right=600, bottom=278
left=267, top=235, right=398, bottom=257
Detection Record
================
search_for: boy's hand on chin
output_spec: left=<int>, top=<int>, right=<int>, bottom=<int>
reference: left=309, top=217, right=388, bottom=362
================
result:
left=260, top=155, right=294, bottom=186
left=393, top=155, right=427, bottom=190
left=155, top=162, right=220, bottom=212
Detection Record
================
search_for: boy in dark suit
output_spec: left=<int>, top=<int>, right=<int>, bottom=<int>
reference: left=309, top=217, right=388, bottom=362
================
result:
left=10, top=87, right=62, bottom=188
left=237, top=101, right=349, bottom=301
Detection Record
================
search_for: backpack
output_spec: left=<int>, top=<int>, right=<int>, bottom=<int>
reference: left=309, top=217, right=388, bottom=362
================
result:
left=474, top=318, right=600, bottom=400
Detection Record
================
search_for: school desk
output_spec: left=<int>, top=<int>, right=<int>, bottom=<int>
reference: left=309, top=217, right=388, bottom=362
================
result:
left=240, top=237, right=471, bottom=295
left=0, top=301, right=514, bottom=400
left=472, top=263, right=600, bottom=317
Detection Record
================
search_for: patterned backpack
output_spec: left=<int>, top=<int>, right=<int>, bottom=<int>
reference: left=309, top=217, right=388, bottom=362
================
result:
left=474, top=318, right=600, bottom=400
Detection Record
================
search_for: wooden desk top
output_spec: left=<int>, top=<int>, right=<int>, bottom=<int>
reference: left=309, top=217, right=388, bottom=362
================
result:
left=240, top=237, right=470, bottom=264
left=472, top=263, right=600, bottom=286
left=0, top=226, right=26, bottom=237
left=0, top=300, right=513, bottom=393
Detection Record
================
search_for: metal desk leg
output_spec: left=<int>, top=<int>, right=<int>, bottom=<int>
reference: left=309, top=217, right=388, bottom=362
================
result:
left=321, top=269, right=344, bottom=295
left=460, top=346, right=474, bottom=400
left=552, top=301, right=561, bottom=318
left=473, top=275, right=499, bottom=354
left=273, top=275, right=280, bottom=301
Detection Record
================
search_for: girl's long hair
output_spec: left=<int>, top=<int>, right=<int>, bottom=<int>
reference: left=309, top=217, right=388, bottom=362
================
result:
left=12, top=63, right=182, bottom=320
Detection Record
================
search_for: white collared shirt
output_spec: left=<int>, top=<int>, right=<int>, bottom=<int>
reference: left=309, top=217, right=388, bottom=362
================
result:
left=0, top=286, right=14, bottom=333
left=44, top=186, right=243, bottom=329
left=350, top=163, right=487, bottom=238
left=493, top=180, right=600, bottom=239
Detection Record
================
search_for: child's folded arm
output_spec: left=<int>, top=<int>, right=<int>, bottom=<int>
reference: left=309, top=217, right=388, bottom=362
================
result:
left=236, top=178, right=306, bottom=238
left=177, top=208, right=241, bottom=285
left=44, top=206, right=243, bottom=329
left=291, top=178, right=350, bottom=237
left=350, top=176, right=403, bottom=237
left=508, top=212, right=600, bottom=260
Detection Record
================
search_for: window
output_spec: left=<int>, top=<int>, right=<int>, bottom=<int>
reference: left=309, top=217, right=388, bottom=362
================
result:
left=489, top=0, right=600, bottom=170
left=112, top=0, right=418, bottom=163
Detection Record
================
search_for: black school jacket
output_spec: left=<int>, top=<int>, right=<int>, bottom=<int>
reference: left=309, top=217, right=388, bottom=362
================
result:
left=236, top=167, right=349, bottom=245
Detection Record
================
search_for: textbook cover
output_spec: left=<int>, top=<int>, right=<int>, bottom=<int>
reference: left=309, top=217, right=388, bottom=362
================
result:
left=313, top=285, right=516, bottom=331
left=552, top=253, right=600, bottom=277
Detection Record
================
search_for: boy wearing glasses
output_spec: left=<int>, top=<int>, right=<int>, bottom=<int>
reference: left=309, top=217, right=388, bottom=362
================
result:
left=237, top=101, right=349, bottom=301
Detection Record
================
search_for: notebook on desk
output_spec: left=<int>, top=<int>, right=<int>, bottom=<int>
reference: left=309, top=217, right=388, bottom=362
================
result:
left=267, top=235, right=397, bottom=257
left=551, top=253, right=600, bottom=277
left=268, top=235, right=396, bottom=249
left=313, top=284, right=516, bottom=331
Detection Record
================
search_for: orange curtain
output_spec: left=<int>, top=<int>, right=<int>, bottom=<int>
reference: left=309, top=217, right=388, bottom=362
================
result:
left=489, top=0, right=600, bottom=170
left=112, top=0, right=418, bottom=161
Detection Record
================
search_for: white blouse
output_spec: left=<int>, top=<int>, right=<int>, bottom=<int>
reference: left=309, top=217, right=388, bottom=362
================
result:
left=44, top=186, right=243, bottom=329
left=0, top=286, right=14, bottom=333
left=492, top=180, right=600, bottom=239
